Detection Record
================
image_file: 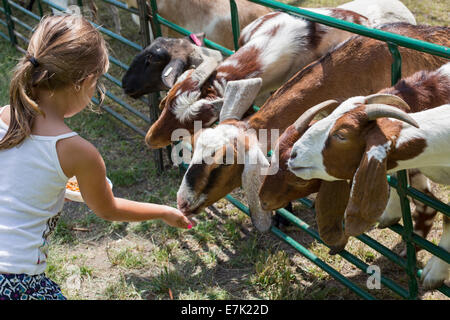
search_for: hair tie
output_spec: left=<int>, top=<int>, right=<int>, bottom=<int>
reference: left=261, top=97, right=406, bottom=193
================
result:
left=27, top=56, right=39, bottom=68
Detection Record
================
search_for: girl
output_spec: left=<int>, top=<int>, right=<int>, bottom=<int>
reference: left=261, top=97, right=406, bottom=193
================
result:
left=0, top=14, right=193, bottom=300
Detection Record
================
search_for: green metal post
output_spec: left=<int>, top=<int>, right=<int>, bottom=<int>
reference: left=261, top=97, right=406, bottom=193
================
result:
left=149, top=0, right=162, bottom=37
left=2, top=0, right=17, bottom=46
left=139, top=0, right=164, bottom=173
left=229, top=0, right=240, bottom=51
left=37, top=0, right=44, bottom=17
left=388, top=43, right=418, bottom=300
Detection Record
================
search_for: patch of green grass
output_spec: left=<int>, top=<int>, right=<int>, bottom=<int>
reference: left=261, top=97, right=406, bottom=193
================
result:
left=108, top=246, right=148, bottom=269
left=179, top=286, right=230, bottom=300
left=229, top=235, right=261, bottom=267
left=249, top=251, right=304, bottom=300
left=130, top=220, right=157, bottom=234
left=191, top=218, right=219, bottom=244
left=152, top=247, right=170, bottom=263
left=76, top=212, right=108, bottom=228
left=103, top=274, right=142, bottom=300
left=0, top=41, right=19, bottom=106
left=148, top=266, right=185, bottom=298
left=52, top=218, right=76, bottom=244
left=79, top=265, right=94, bottom=278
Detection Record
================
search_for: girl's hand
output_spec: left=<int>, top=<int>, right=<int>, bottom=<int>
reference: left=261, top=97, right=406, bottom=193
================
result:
left=162, top=206, right=194, bottom=229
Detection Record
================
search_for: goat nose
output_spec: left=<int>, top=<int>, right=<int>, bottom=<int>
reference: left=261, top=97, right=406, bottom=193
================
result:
left=290, top=150, right=297, bottom=160
left=177, top=198, right=190, bottom=211
left=261, top=201, right=269, bottom=210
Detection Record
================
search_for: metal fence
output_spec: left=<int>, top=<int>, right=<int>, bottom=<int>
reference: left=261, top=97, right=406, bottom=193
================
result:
left=1, top=0, right=449, bottom=300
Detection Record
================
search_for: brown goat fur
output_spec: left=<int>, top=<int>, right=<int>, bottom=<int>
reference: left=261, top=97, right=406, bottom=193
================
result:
left=259, top=125, right=321, bottom=210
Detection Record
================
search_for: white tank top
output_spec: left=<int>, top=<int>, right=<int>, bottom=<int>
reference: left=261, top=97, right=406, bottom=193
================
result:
left=0, top=106, right=77, bottom=275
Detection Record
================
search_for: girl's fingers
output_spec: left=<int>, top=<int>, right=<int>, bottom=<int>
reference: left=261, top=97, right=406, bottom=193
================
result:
left=181, top=216, right=197, bottom=229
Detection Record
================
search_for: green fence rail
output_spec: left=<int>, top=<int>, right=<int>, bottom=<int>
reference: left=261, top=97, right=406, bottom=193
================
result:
left=1, top=0, right=449, bottom=300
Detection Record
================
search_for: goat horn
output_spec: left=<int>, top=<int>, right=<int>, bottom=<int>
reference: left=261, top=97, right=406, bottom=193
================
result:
left=365, top=94, right=411, bottom=111
left=191, top=56, right=219, bottom=88
left=294, top=100, right=339, bottom=133
left=365, top=104, right=419, bottom=128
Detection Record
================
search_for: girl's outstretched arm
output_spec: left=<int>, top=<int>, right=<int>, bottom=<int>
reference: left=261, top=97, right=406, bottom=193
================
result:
left=57, top=135, right=193, bottom=229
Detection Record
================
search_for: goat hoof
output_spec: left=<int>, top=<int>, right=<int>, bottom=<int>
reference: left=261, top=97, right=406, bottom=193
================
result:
left=399, top=247, right=408, bottom=258
left=273, top=213, right=291, bottom=229
left=328, top=244, right=346, bottom=255
left=421, top=256, right=449, bottom=290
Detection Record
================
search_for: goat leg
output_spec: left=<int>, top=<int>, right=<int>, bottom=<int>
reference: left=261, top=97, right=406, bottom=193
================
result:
left=421, top=215, right=450, bottom=290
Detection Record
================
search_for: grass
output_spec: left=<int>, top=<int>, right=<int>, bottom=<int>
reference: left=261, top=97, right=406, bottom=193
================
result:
left=0, top=40, right=19, bottom=106
left=0, top=0, right=449, bottom=300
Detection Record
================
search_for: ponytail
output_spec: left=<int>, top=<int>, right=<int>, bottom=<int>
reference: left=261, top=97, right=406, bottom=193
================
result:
left=0, top=56, right=44, bottom=150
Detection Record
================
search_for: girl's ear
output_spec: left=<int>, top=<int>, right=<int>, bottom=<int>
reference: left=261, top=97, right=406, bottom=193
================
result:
left=82, top=74, right=98, bottom=86
left=315, top=180, right=350, bottom=254
left=344, top=134, right=390, bottom=237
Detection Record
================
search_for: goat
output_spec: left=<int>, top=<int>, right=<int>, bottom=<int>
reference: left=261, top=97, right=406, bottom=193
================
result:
left=259, top=63, right=450, bottom=253
left=288, top=64, right=450, bottom=230
left=288, top=94, right=450, bottom=289
left=122, top=35, right=223, bottom=97
left=175, top=23, right=448, bottom=234
left=146, top=0, right=417, bottom=149
left=123, top=0, right=272, bottom=49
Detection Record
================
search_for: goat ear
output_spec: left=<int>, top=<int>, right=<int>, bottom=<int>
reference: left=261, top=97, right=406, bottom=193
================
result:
left=241, top=144, right=272, bottom=232
left=219, top=78, right=262, bottom=122
left=192, top=32, right=205, bottom=45
left=344, top=137, right=390, bottom=237
left=315, top=180, right=350, bottom=254
left=161, top=59, right=186, bottom=89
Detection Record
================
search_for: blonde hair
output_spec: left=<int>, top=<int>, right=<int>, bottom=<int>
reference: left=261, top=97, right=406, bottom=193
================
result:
left=1, top=14, right=109, bottom=150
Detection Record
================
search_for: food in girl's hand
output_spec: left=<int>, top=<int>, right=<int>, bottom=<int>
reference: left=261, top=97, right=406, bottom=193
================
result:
left=66, top=180, right=80, bottom=192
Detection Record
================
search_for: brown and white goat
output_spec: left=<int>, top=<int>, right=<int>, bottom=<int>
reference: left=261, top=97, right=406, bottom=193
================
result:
left=288, top=100, right=450, bottom=289
left=123, top=0, right=271, bottom=49
left=288, top=69, right=450, bottom=289
left=259, top=63, right=450, bottom=251
left=146, top=6, right=376, bottom=149
left=175, top=23, right=449, bottom=233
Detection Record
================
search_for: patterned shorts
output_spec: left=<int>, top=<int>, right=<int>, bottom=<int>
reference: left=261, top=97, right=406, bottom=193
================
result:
left=0, top=273, right=66, bottom=300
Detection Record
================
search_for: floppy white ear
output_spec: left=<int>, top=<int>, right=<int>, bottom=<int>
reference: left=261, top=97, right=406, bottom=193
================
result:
left=219, top=78, right=262, bottom=122
left=242, top=144, right=272, bottom=232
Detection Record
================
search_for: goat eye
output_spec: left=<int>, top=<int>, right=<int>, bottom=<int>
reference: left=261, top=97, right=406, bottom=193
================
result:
left=333, top=133, right=346, bottom=141
left=145, top=54, right=153, bottom=64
